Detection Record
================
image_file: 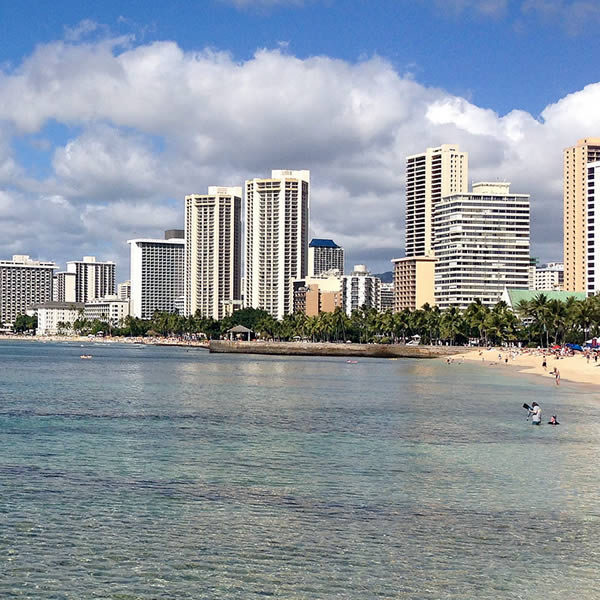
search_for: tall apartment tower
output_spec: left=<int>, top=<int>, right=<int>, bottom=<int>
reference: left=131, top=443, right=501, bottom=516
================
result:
left=0, top=255, right=57, bottom=325
left=245, top=170, right=310, bottom=320
left=405, top=144, right=468, bottom=257
left=587, top=161, right=600, bottom=295
left=128, top=232, right=185, bottom=319
left=66, top=256, right=115, bottom=303
left=308, top=238, right=344, bottom=276
left=564, top=138, right=600, bottom=292
left=433, top=182, right=530, bottom=310
left=184, top=187, right=242, bottom=320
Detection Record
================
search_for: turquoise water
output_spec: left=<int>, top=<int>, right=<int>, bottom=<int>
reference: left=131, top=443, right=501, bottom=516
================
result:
left=1, top=341, right=599, bottom=599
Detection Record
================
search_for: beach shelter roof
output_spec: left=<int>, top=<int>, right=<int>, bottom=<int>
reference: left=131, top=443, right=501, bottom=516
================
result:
left=227, top=325, right=253, bottom=333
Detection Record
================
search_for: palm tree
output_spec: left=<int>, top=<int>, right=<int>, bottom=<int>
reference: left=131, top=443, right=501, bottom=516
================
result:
left=440, top=306, right=466, bottom=345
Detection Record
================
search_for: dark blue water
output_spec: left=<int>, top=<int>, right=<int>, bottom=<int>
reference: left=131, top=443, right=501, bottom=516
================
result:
left=1, top=341, right=599, bottom=599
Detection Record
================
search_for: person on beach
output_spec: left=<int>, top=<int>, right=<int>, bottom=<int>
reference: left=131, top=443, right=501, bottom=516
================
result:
left=529, top=402, right=542, bottom=425
left=542, top=357, right=547, bottom=370
left=554, top=369, right=560, bottom=386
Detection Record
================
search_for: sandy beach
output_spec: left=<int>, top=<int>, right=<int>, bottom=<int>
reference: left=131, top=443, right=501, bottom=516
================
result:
left=449, top=347, right=600, bottom=387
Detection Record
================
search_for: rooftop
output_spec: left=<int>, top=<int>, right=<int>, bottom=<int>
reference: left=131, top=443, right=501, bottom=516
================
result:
left=309, top=239, right=340, bottom=248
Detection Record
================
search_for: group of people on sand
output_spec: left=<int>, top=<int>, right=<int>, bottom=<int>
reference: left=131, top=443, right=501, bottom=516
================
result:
left=527, top=402, right=560, bottom=426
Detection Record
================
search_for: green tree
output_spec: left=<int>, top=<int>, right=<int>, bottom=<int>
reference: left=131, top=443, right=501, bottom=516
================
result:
left=13, top=314, right=37, bottom=334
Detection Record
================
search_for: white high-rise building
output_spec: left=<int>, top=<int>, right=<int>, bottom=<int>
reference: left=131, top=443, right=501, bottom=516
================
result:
left=308, top=239, right=344, bottom=276
left=341, top=265, right=381, bottom=316
left=587, top=161, right=600, bottom=295
left=405, top=144, right=468, bottom=258
left=128, top=232, right=185, bottom=319
left=185, top=187, right=242, bottom=320
left=433, top=182, right=530, bottom=310
left=0, top=255, right=57, bottom=325
left=245, top=170, right=310, bottom=320
left=66, top=256, right=115, bottom=303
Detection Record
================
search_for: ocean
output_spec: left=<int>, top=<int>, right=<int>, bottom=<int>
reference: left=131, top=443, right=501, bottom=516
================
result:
left=1, top=341, right=599, bottom=599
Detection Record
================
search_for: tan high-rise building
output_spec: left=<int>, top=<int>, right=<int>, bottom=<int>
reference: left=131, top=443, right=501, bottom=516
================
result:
left=185, top=187, right=242, bottom=320
left=564, top=138, right=600, bottom=292
left=405, top=144, right=468, bottom=257
left=245, top=170, right=310, bottom=320
left=392, top=257, right=436, bottom=311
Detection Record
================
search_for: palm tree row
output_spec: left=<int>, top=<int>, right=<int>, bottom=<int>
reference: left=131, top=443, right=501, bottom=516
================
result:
left=53, top=293, right=600, bottom=347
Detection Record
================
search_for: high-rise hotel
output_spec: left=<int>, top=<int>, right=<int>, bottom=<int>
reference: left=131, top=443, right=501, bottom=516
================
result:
left=184, top=187, right=242, bottom=320
left=66, top=256, right=116, bottom=303
left=405, top=144, right=468, bottom=258
left=564, top=138, right=600, bottom=292
left=245, top=170, right=310, bottom=320
left=393, top=144, right=468, bottom=311
left=0, top=255, right=57, bottom=325
left=128, top=231, right=185, bottom=319
left=433, top=182, right=530, bottom=309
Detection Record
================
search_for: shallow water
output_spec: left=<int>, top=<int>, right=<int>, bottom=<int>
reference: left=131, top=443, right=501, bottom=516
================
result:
left=1, top=341, right=599, bottom=599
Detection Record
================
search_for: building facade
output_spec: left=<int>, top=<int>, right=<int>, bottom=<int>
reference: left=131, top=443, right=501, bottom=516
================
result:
left=405, top=144, right=468, bottom=258
left=391, top=256, right=437, bottom=311
left=534, top=262, right=564, bottom=291
left=380, top=283, right=395, bottom=312
left=245, top=170, right=310, bottom=320
left=185, top=187, right=242, bottom=320
left=66, top=256, right=115, bottom=303
left=588, top=161, right=600, bottom=295
left=117, top=280, right=131, bottom=300
left=30, top=302, right=84, bottom=336
left=292, top=271, right=343, bottom=316
left=128, top=232, right=185, bottom=319
left=308, top=239, right=344, bottom=276
left=564, top=138, right=600, bottom=292
left=0, top=255, right=57, bottom=325
left=340, top=265, right=381, bottom=316
left=84, top=296, right=130, bottom=326
left=53, top=271, right=77, bottom=302
left=433, top=182, right=530, bottom=310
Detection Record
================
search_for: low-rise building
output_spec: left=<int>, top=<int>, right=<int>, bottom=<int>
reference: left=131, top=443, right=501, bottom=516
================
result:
left=84, top=296, right=130, bottom=327
left=534, top=262, right=564, bottom=291
left=292, top=270, right=343, bottom=316
left=29, top=302, right=84, bottom=336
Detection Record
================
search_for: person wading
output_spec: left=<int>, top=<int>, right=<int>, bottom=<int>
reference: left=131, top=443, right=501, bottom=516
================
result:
left=529, top=402, right=542, bottom=425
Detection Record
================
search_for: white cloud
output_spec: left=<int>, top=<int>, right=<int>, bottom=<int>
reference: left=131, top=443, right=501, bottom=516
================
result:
left=0, top=35, right=599, bottom=276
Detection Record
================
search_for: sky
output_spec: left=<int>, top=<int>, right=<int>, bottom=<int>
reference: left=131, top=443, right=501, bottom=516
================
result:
left=1, top=0, right=600, bottom=279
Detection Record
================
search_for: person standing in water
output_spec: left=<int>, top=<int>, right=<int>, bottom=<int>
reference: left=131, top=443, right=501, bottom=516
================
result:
left=529, top=402, right=542, bottom=425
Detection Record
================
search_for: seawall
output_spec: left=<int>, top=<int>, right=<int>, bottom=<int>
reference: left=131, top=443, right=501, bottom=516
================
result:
left=209, top=340, right=465, bottom=359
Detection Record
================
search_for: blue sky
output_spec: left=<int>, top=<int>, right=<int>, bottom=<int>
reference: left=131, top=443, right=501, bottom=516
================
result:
left=1, top=0, right=600, bottom=277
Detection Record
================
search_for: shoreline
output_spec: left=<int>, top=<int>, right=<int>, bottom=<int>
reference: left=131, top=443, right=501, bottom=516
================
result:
left=0, top=334, right=209, bottom=349
left=448, top=347, right=600, bottom=387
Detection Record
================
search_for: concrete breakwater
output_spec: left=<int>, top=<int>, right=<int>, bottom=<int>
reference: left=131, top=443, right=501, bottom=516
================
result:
left=209, top=340, right=465, bottom=359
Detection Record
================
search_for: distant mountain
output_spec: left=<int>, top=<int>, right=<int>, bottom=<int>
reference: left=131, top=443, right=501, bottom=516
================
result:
left=374, top=271, right=393, bottom=283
